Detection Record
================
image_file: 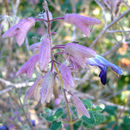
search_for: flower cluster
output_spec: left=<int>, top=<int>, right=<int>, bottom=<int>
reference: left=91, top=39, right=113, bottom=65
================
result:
left=2, top=10, right=122, bottom=119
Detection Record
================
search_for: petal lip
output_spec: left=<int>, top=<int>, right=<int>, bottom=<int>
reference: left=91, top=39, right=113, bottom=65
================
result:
left=87, top=55, right=123, bottom=85
left=99, top=66, right=107, bottom=85
left=96, top=55, right=123, bottom=76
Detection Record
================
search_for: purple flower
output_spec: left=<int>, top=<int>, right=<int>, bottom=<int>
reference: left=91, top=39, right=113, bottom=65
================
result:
left=39, top=37, right=51, bottom=71
left=64, top=42, right=96, bottom=69
left=2, top=17, right=35, bottom=46
left=59, top=63, right=74, bottom=89
left=63, top=42, right=122, bottom=85
left=40, top=72, right=55, bottom=103
left=24, top=76, right=43, bottom=102
left=71, top=95, right=90, bottom=118
left=64, top=13, right=101, bottom=36
left=87, top=55, right=123, bottom=85
left=16, top=54, right=39, bottom=78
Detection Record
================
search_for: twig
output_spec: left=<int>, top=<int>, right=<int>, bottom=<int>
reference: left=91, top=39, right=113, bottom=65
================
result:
left=0, top=78, right=128, bottom=111
left=90, top=9, right=130, bottom=48
left=4, top=0, right=13, bottom=79
left=95, top=0, right=107, bottom=26
left=107, top=30, right=130, bottom=33
left=74, top=90, right=129, bottom=111
left=102, top=40, right=130, bottom=57
left=102, top=41, right=123, bottom=56
left=0, top=77, right=33, bottom=95
left=48, top=0, right=65, bottom=15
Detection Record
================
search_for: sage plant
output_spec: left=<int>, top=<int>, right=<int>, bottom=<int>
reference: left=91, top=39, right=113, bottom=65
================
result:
left=2, top=0, right=122, bottom=129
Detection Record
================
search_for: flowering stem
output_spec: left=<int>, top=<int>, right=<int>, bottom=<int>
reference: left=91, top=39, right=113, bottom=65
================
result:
left=44, top=1, right=73, bottom=129
left=63, top=89, right=73, bottom=125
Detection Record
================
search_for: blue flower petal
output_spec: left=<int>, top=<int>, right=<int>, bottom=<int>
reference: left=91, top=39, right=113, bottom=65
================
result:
left=96, top=55, right=122, bottom=75
left=99, top=66, right=107, bottom=85
left=87, top=55, right=122, bottom=85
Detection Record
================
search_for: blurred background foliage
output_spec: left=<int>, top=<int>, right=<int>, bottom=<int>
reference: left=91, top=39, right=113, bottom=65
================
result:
left=0, top=0, right=130, bottom=129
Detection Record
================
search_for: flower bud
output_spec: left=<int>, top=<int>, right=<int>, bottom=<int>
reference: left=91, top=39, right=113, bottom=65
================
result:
left=40, top=72, right=55, bottom=103
left=64, top=42, right=96, bottom=69
left=39, top=37, right=51, bottom=71
left=16, top=54, right=39, bottom=78
left=24, top=76, right=43, bottom=102
left=59, top=63, right=74, bottom=89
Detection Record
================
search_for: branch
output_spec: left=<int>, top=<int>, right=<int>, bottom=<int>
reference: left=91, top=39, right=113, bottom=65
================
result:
left=90, top=9, right=130, bottom=48
left=102, top=40, right=130, bottom=57
left=0, top=77, right=33, bottom=95
left=107, top=30, right=130, bottom=33
left=95, top=0, right=107, bottom=26
left=74, top=90, right=129, bottom=111
left=0, top=78, right=128, bottom=111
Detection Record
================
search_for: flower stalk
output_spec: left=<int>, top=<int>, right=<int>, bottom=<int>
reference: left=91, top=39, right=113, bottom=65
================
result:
left=44, top=1, right=73, bottom=129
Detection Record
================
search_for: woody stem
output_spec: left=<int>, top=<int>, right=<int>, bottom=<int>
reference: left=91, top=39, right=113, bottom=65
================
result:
left=44, top=1, right=73, bottom=129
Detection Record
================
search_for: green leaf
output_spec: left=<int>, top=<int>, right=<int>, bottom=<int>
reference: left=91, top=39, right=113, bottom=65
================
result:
left=93, top=112, right=105, bottom=125
left=43, top=108, right=53, bottom=116
left=54, top=108, right=64, bottom=119
left=123, top=116, right=130, bottom=125
left=82, top=99, right=92, bottom=109
left=45, top=108, right=64, bottom=122
left=46, top=115, right=56, bottom=122
left=82, top=111, right=96, bottom=128
left=61, top=113, right=67, bottom=119
left=82, top=110, right=105, bottom=128
left=73, top=120, right=82, bottom=130
left=82, top=121, right=94, bottom=129
left=50, top=121, right=62, bottom=130
left=104, top=105, right=117, bottom=115
left=40, top=108, right=53, bottom=121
